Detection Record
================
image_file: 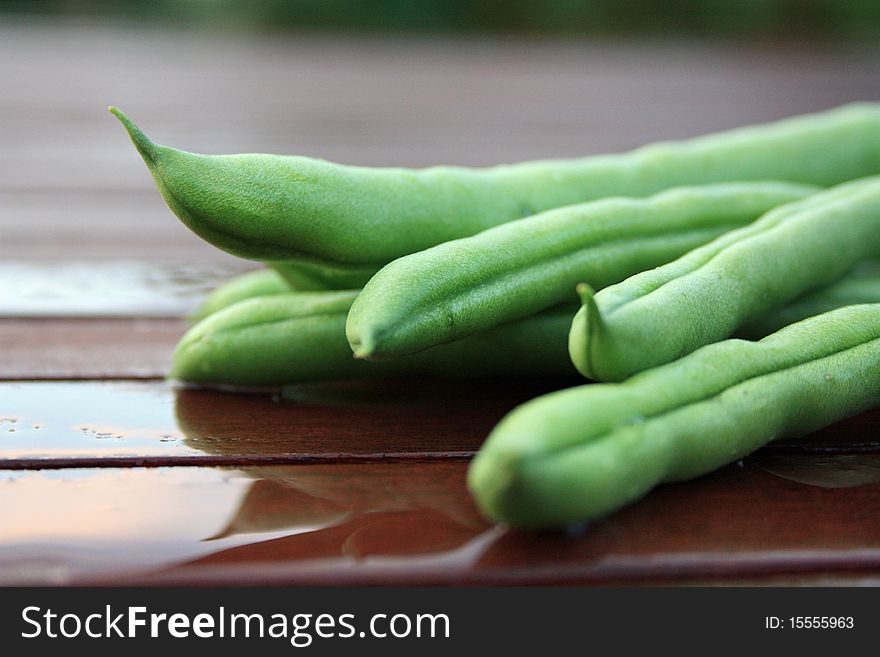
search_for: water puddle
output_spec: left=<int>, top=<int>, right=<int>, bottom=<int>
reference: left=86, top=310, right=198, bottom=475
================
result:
left=0, top=260, right=246, bottom=317
left=0, top=381, right=193, bottom=458
left=750, top=453, right=880, bottom=489
left=0, top=462, right=486, bottom=584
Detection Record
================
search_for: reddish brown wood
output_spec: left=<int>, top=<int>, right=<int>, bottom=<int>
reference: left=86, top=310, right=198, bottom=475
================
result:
left=771, top=411, right=880, bottom=453
left=0, top=379, right=575, bottom=464
left=174, top=379, right=577, bottom=457
left=3, top=380, right=879, bottom=468
left=166, top=461, right=880, bottom=585
left=0, top=320, right=184, bottom=379
left=5, top=461, right=880, bottom=585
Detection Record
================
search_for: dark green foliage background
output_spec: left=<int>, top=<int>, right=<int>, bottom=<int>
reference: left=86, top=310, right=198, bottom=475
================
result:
left=2, top=0, right=879, bottom=39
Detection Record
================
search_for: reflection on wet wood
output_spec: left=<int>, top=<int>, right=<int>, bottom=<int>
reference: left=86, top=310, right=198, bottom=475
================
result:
left=205, top=479, right=351, bottom=541
left=176, top=379, right=577, bottom=457
left=170, top=461, right=880, bottom=584
left=5, top=461, right=880, bottom=585
left=0, top=382, right=192, bottom=459
left=0, top=260, right=249, bottom=319
left=748, top=453, right=880, bottom=489
left=0, top=380, right=576, bottom=464
left=4, top=380, right=880, bottom=473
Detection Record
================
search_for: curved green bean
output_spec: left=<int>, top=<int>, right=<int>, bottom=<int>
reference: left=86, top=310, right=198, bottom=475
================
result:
left=194, top=268, right=291, bottom=319
left=111, top=104, right=880, bottom=267
left=470, top=304, right=880, bottom=528
left=569, top=176, right=880, bottom=382
left=346, top=182, right=818, bottom=359
left=172, top=292, right=578, bottom=387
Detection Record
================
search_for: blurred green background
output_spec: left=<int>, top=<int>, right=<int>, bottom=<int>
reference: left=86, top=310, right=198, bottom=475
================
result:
left=3, top=0, right=880, bottom=39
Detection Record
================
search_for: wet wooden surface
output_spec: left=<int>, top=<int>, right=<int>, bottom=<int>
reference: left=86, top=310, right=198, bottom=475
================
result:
left=3, top=23, right=880, bottom=585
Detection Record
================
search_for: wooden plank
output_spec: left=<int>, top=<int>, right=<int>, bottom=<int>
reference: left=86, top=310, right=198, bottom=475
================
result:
left=3, top=460, right=880, bottom=585
left=0, top=379, right=572, bottom=462
left=2, top=378, right=879, bottom=465
left=0, top=320, right=183, bottom=379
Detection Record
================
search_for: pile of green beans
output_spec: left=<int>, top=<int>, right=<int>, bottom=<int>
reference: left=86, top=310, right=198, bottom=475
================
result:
left=345, top=182, right=817, bottom=359
left=112, top=101, right=880, bottom=531
left=469, top=305, right=880, bottom=528
left=568, top=176, right=880, bottom=382
left=180, top=263, right=880, bottom=388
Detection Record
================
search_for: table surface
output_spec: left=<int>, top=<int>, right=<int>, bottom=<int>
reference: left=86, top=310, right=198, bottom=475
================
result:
left=3, top=23, right=880, bottom=586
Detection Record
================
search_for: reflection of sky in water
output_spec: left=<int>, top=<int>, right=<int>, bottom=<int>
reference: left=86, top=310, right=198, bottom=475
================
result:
left=0, top=260, right=240, bottom=317
left=0, top=468, right=328, bottom=583
left=0, top=466, right=493, bottom=585
left=0, top=382, right=197, bottom=457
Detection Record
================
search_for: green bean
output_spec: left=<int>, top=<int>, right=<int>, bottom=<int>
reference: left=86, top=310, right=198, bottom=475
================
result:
left=738, top=261, right=880, bottom=339
left=111, top=104, right=880, bottom=267
left=194, top=268, right=291, bottom=319
left=346, top=182, right=818, bottom=359
left=569, top=176, right=880, bottom=382
left=270, top=258, right=379, bottom=291
left=469, top=304, right=880, bottom=528
left=191, top=261, right=377, bottom=312
left=171, top=292, right=578, bottom=387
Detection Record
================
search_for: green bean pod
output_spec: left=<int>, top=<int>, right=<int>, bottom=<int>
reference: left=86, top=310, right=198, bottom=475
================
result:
left=171, top=292, right=578, bottom=387
left=111, top=103, right=880, bottom=267
left=738, top=261, right=880, bottom=339
left=569, top=176, right=880, bottom=382
left=346, top=182, right=818, bottom=359
left=194, top=268, right=292, bottom=319
left=269, top=258, right=379, bottom=291
left=470, top=304, right=880, bottom=529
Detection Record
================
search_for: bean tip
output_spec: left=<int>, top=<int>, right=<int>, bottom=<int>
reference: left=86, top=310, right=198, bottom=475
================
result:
left=575, top=282, right=595, bottom=306
left=108, top=105, right=160, bottom=165
left=569, top=285, right=602, bottom=380
left=350, top=340, right=371, bottom=360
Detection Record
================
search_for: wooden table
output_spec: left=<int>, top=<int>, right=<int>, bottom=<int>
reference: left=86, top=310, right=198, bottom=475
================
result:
left=3, top=23, right=880, bottom=586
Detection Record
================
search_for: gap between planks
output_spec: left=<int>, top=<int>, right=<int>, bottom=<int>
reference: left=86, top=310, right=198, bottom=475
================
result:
left=0, top=451, right=476, bottom=471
